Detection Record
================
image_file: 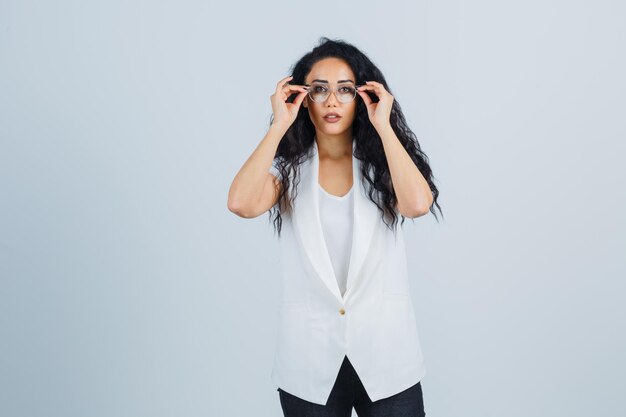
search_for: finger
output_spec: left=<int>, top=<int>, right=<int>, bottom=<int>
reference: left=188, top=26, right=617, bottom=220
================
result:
left=282, top=84, right=308, bottom=95
left=280, top=81, right=308, bottom=96
left=293, top=89, right=308, bottom=107
left=365, top=81, right=387, bottom=92
left=358, top=84, right=380, bottom=99
left=366, top=81, right=383, bottom=91
left=275, top=75, right=294, bottom=92
left=279, top=86, right=306, bottom=103
left=284, top=89, right=307, bottom=103
left=361, top=83, right=384, bottom=97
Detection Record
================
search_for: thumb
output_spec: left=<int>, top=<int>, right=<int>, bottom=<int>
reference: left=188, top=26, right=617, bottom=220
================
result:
left=358, top=90, right=372, bottom=107
left=293, top=90, right=307, bottom=108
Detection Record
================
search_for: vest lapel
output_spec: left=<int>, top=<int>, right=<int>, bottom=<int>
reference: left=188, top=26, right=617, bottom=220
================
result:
left=293, top=140, right=379, bottom=305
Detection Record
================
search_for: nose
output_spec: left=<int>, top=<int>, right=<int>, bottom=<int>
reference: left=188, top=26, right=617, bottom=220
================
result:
left=325, top=90, right=340, bottom=106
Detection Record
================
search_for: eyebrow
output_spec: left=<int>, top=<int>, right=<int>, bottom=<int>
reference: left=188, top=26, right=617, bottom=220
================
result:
left=310, top=79, right=355, bottom=84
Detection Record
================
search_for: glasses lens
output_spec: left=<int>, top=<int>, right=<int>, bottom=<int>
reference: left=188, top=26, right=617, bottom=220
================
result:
left=308, top=84, right=328, bottom=102
left=308, top=84, right=357, bottom=103
left=337, top=85, right=356, bottom=103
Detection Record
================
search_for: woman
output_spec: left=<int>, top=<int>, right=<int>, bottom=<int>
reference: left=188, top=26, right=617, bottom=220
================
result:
left=228, top=37, right=442, bottom=417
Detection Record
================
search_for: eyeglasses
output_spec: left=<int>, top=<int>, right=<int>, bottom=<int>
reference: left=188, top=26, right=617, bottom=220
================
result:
left=303, top=82, right=363, bottom=103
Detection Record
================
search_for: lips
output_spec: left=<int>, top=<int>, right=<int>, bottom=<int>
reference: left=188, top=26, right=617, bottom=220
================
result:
left=323, top=112, right=341, bottom=119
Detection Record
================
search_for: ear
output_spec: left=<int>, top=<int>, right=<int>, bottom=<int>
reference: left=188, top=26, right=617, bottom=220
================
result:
left=303, top=95, right=308, bottom=108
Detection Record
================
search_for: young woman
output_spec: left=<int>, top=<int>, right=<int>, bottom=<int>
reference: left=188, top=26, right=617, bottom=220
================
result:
left=228, top=37, right=442, bottom=417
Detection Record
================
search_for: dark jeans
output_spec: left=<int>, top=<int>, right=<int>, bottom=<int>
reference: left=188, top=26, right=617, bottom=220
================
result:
left=277, top=355, right=425, bottom=417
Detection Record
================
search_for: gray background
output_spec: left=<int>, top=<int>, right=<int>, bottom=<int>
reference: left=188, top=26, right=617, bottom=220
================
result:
left=1, top=1, right=624, bottom=416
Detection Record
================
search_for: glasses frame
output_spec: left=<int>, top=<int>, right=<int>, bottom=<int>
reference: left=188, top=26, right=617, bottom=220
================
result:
left=303, top=82, right=364, bottom=103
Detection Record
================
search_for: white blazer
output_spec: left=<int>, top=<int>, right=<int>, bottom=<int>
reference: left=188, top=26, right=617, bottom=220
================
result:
left=270, top=140, right=426, bottom=405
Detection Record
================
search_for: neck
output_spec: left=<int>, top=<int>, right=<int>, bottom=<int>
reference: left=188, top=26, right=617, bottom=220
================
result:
left=315, top=131, right=353, bottom=160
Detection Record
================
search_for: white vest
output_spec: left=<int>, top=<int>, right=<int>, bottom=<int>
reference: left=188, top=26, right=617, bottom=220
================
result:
left=270, top=140, right=426, bottom=405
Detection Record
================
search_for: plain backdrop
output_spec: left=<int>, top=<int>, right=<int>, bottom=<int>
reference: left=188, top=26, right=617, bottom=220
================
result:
left=1, top=1, right=625, bottom=416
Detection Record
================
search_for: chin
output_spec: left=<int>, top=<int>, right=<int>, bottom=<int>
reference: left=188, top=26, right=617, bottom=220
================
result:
left=321, top=126, right=346, bottom=135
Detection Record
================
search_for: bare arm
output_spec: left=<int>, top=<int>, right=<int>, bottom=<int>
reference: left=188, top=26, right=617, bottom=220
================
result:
left=356, top=81, right=434, bottom=218
left=227, top=123, right=288, bottom=218
left=227, top=75, right=308, bottom=218
left=377, top=124, right=434, bottom=218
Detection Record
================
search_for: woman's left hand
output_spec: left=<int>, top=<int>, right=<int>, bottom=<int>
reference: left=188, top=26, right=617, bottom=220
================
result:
left=357, top=81, right=394, bottom=130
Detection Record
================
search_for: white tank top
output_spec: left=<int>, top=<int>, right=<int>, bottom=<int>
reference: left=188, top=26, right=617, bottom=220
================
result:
left=318, top=182, right=354, bottom=297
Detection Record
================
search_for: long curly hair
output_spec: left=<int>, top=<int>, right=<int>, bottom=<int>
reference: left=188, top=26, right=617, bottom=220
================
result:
left=269, top=37, right=443, bottom=237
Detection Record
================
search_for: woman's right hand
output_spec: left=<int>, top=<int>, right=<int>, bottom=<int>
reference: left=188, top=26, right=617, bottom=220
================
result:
left=270, top=75, right=308, bottom=129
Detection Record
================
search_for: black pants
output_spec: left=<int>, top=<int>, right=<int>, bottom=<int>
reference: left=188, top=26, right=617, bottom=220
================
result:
left=277, top=355, right=425, bottom=417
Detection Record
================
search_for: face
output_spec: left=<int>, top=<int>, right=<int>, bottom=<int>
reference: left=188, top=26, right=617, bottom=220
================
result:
left=303, top=57, right=358, bottom=136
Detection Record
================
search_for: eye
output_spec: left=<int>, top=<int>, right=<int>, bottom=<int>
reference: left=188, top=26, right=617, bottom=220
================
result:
left=339, top=86, right=353, bottom=93
left=312, top=86, right=328, bottom=93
